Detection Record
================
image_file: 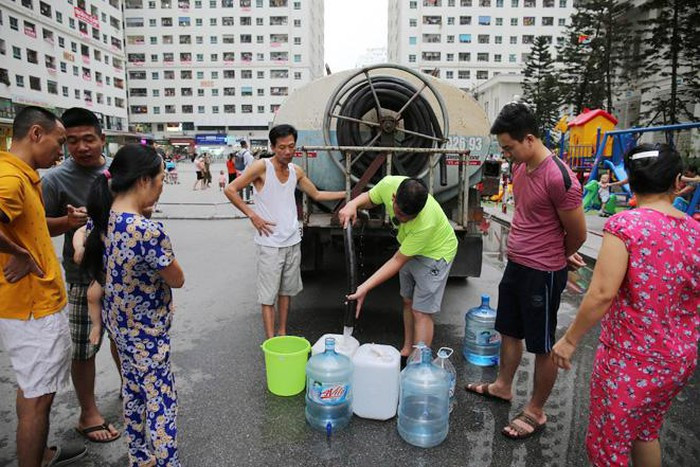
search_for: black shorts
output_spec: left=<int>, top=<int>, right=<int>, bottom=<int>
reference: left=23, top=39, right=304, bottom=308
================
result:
left=228, top=172, right=237, bottom=184
left=495, top=260, right=568, bottom=354
left=196, top=171, right=203, bottom=180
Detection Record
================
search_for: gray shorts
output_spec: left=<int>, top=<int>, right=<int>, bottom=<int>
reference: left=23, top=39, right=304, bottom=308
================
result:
left=257, top=243, right=303, bottom=305
left=399, top=256, right=452, bottom=314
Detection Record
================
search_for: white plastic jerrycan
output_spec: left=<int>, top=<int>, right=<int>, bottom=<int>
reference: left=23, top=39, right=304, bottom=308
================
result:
left=311, top=333, right=360, bottom=359
left=352, top=344, right=401, bottom=420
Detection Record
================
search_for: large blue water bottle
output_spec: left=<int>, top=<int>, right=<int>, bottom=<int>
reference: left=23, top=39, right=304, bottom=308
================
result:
left=305, top=337, right=353, bottom=434
left=397, top=347, right=450, bottom=448
left=463, top=294, right=501, bottom=366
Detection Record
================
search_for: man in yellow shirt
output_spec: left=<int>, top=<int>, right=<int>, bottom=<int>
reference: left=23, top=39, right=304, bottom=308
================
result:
left=0, top=106, right=86, bottom=466
left=339, top=176, right=457, bottom=362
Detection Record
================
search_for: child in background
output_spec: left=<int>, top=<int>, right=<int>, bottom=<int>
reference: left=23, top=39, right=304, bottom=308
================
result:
left=597, top=172, right=611, bottom=217
left=218, top=170, right=227, bottom=191
left=553, top=143, right=699, bottom=467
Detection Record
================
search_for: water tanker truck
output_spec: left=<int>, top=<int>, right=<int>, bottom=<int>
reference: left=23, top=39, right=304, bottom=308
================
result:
left=272, top=64, right=500, bottom=277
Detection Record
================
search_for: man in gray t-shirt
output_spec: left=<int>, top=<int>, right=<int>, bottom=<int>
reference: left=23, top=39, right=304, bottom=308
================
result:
left=42, top=108, right=121, bottom=443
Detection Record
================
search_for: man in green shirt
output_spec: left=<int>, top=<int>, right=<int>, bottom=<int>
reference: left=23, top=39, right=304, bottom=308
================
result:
left=339, top=176, right=457, bottom=359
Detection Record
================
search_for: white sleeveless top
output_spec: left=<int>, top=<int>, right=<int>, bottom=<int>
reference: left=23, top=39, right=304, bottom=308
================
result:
left=253, top=158, right=301, bottom=247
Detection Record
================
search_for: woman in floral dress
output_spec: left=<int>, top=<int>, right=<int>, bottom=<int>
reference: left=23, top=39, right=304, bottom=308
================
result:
left=552, top=143, right=699, bottom=467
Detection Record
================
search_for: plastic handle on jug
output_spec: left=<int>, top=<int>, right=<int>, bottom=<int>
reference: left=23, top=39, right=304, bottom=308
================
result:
left=437, top=347, right=454, bottom=359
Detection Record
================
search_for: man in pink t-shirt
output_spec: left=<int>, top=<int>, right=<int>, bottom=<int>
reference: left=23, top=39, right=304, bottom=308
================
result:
left=466, top=103, right=587, bottom=440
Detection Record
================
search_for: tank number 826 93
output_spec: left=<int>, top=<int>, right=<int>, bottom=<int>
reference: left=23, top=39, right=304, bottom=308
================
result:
left=447, top=136, right=484, bottom=151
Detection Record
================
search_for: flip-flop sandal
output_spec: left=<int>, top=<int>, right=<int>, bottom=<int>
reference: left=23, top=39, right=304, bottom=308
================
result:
left=464, top=383, right=511, bottom=403
left=501, top=411, right=546, bottom=440
left=76, top=423, right=122, bottom=443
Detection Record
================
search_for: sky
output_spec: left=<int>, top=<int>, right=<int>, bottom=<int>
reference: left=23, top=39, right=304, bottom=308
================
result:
left=324, top=0, right=388, bottom=72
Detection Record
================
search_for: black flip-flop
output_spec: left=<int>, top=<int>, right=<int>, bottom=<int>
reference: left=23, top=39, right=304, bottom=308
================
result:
left=75, top=423, right=121, bottom=443
left=464, top=383, right=511, bottom=403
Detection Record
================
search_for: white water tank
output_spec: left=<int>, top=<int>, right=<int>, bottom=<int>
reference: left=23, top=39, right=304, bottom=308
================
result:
left=352, top=344, right=401, bottom=420
left=311, top=334, right=360, bottom=359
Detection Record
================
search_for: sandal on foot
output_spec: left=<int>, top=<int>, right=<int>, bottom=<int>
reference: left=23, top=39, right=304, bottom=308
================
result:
left=45, top=445, right=88, bottom=466
left=501, top=411, right=546, bottom=440
left=76, top=423, right=121, bottom=443
left=464, top=383, right=511, bottom=403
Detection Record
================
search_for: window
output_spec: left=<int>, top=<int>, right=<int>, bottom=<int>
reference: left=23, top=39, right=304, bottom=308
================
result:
left=16, top=75, right=25, bottom=87
left=24, top=21, right=37, bottom=38
left=524, top=0, right=535, bottom=6
left=447, top=16, right=455, bottom=25
left=294, top=72, right=302, bottom=80
left=242, top=105, right=252, bottom=114
left=224, top=70, right=235, bottom=79
left=62, top=86, right=69, bottom=97
left=496, top=0, right=503, bottom=5
left=459, top=16, right=471, bottom=25
left=479, top=0, right=491, bottom=5
left=223, top=16, right=234, bottom=26
left=293, top=37, right=301, bottom=45
left=495, top=36, right=502, bottom=44
left=12, top=47, right=21, bottom=60
left=195, top=18, right=202, bottom=26
left=197, top=89, right=204, bottom=96
left=60, top=62, right=67, bottom=73
left=461, top=0, right=472, bottom=5
left=544, top=0, right=554, bottom=6
left=409, top=19, right=417, bottom=27
left=542, top=17, right=554, bottom=26
left=223, top=34, right=235, bottom=44
left=9, top=17, right=18, bottom=31
left=293, top=54, right=301, bottom=63
left=163, top=53, right=174, bottom=62
left=560, top=0, right=567, bottom=6
left=224, top=105, right=235, bottom=114
left=29, top=76, right=41, bottom=91
left=509, top=54, right=516, bottom=63
left=423, top=34, right=440, bottom=43
left=510, top=36, right=517, bottom=44
left=446, top=71, right=453, bottom=79
left=478, top=16, right=491, bottom=26
left=257, top=106, right=265, bottom=114
left=182, top=105, right=193, bottom=114
left=477, top=53, right=489, bottom=62
left=240, top=17, right=251, bottom=25
left=478, top=35, right=490, bottom=44
left=196, top=54, right=204, bottom=62
left=165, top=105, right=175, bottom=114
left=410, top=1, right=417, bottom=7
left=164, top=70, right=175, bottom=79
left=446, top=53, right=454, bottom=61
left=179, top=35, right=191, bottom=44
left=458, top=70, right=470, bottom=79
left=152, top=89, right=160, bottom=97
left=209, top=18, right=217, bottom=26
left=210, top=36, right=218, bottom=44
left=149, top=19, right=157, bottom=26
left=27, top=49, right=38, bottom=64
left=495, top=18, right=503, bottom=26
left=40, top=2, right=51, bottom=17
left=211, top=71, right=219, bottom=79
left=423, top=16, right=441, bottom=25
left=458, top=52, right=471, bottom=62
left=270, top=16, right=288, bottom=26
left=408, top=54, right=416, bottom=63
left=476, top=71, right=488, bottom=80
left=293, top=19, right=301, bottom=27
left=198, top=106, right=205, bottom=114
left=522, top=35, right=534, bottom=44
left=494, top=54, right=502, bottom=62
left=22, top=0, right=33, bottom=9
left=271, top=52, right=288, bottom=61
left=58, top=37, right=65, bottom=48
left=257, top=70, right=265, bottom=79
left=162, top=17, right=173, bottom=27
left=459, top=34, right=471, bottom=44
left=180, top=53, right=192, bottom=62
left=45, top=55, right=56, bottom=70
left=224, top=87, right=236, bottom=96
left=558, top=18, right=566, bottom=26
left=73, top=66, right=79, bottom=77
left=129, top=71, right=147, bottom=79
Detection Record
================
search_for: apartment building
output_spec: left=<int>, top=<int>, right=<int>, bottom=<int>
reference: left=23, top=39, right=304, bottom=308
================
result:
left=0, top=0, right=130, bottom=151
left=388, top=0, right=574, bottom=93
left=123, top=0, right=324, bottom=148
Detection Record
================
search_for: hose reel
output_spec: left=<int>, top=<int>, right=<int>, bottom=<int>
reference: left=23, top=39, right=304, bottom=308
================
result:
left=323, top=65, right=449, bottom=184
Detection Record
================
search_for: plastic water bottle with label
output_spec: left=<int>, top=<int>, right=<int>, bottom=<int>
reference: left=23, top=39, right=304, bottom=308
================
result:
left=305, top=337, right=353, bottom=434
left=433, top=347, right=457, bottom=413
left=398, top=346, right=450, bottom=448
left=463, top=294, right=501, bottom=366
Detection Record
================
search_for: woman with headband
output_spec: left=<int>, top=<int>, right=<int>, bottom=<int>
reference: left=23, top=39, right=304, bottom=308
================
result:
left=552, top=143, right=699, bottom=467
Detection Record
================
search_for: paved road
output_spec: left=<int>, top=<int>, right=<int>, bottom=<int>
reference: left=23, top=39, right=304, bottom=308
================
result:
left=0, top=174, right=698, bottom=466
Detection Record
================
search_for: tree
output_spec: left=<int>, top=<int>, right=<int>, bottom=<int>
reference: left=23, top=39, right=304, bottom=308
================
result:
left=522, top=36, right=563, bottom=136
left=635, top=0, right=700, bottom=124
left=556, top=0, right=632, bottom=114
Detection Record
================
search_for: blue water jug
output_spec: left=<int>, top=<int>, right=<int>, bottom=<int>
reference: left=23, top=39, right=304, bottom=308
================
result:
left=463, top=294, right=501, bottom=366
left=397, top=347, right=450, bottom=448
left=305, top=337, right=353, bottom=434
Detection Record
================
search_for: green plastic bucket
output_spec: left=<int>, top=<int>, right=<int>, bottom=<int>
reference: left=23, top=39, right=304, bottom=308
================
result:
left=261, top=336, right=310, bottom=396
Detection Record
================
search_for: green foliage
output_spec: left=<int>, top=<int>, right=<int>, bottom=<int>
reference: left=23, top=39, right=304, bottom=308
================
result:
left=636, top=0, right=700, bottom=124
left=522, top=36, right=563, bottom=136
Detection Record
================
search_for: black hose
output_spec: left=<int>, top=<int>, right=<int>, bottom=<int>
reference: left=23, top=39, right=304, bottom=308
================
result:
left=343, top=224, right=358, bottom=327
left=336, top=76, right=443, bottom=183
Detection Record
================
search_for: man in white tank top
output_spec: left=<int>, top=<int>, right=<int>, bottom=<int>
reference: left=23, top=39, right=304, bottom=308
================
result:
left=225, top=125, right=345, bottom=339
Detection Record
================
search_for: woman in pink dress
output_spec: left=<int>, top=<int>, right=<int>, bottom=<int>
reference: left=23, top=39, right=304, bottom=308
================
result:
left=552, top=143, right=699, bottom=467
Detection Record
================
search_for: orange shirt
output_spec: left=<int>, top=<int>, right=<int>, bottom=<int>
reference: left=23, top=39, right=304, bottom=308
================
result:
left=0, top=151, right=66, bottom=320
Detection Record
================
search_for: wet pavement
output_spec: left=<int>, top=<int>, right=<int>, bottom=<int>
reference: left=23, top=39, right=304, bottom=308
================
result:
left=0, top=164, right=698, bottom=466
